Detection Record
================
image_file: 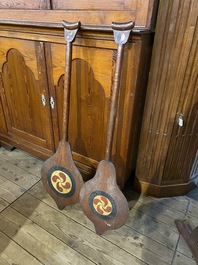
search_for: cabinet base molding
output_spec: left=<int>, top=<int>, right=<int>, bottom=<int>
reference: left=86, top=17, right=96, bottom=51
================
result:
left=0, top=136, right=96, bottom=181
left=0, top=141, right=14, bottom=151
left=133, top=178, right=196, bottom=198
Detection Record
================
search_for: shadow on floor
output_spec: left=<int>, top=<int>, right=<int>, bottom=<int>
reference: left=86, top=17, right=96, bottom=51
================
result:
left=186, top=187, right=198, bottom=202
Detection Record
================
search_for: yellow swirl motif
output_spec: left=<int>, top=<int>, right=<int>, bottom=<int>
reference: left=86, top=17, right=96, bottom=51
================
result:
left=50, top=170, right=72, bottom=194
left=93, top=195, right=113, bottom=216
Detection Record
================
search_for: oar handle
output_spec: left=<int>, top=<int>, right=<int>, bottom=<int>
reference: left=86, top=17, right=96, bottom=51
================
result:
left=62, top=21, right=81, bottom=142
left=112, top=21, right=135, bottom=31
left=105, top=21, right=135, bottom=161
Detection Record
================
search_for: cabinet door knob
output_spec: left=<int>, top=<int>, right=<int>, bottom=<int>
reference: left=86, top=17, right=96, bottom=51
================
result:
left=178, top=113, right=184, bottom=127
left=41, top=94, right=46, bottom=106
left=50, top=96, right=55, bottom=109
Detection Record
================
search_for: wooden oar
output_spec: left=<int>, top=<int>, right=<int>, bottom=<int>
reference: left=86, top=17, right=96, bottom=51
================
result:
left=41, top=21, right=83, bottom=210
left=79, top=21, right=135, bottom=235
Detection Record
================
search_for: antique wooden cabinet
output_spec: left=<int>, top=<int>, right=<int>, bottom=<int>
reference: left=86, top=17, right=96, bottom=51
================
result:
left=0, top=0, right=158, bottom=188
left=135, top=0, right=198, bottom=196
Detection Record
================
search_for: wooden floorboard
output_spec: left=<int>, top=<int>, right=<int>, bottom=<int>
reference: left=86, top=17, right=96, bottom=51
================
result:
left=0, top=147, right=197, bottom=265
left=0, top=208, right=94, bottom=265
left=11, top=192, right=146, bottom=265
left=0, top=174, right=26, bottom=203
left=0, top=198, right=9, bottom=212
left=0, top=158, right=40, bottom=189
left=0, top=231, right=42, bottom=265
left=28, top=182, right=174, bottom=264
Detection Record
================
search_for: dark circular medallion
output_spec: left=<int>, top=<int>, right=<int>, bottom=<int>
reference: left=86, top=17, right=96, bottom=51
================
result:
left=89, top=190, right=117, bottom=220
left=47, top=166, right=76, bottom=198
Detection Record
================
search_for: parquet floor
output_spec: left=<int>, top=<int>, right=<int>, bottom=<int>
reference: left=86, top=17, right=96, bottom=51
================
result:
left=0, top=147, right=197, bottom=265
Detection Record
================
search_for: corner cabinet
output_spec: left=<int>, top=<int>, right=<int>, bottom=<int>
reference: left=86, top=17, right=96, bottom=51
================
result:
left=135, top=0, right=198, bottom=197
left=0, top=0, right=158, bottom=188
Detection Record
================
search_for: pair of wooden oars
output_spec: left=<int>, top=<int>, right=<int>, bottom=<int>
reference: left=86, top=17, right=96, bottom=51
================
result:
left=41, top=20, right=134, bottom=235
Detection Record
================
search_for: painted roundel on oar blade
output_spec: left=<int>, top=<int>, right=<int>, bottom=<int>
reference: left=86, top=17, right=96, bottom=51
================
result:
left=47, top=166, right=76, bottom=198
left=89, top=191, right=117, bottom=220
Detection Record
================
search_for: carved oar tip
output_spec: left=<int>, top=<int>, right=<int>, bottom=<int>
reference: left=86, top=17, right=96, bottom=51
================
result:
left=62, top=20, right=81, bottom=30
left=111, top=21, right=135, bottom=31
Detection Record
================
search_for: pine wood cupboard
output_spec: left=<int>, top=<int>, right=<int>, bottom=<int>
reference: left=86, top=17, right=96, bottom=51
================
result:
left=135, top=0, right=198, bottom=197
left=0, top=1, right=158, bottom=189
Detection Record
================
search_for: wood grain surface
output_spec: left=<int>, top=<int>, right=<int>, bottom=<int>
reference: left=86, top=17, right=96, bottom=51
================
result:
left=0, top=0, right=159, bottom=28
left=135, top=0, right=198, bottom=196
left=0, top=147, right=196, bottom=265
left=0, top=0, right=51, bottom=9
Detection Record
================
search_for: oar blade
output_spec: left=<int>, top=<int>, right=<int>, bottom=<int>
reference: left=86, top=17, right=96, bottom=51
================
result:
left=41, top=140, right=84, bottom=210
left=79, top=160, right=129, bottom=235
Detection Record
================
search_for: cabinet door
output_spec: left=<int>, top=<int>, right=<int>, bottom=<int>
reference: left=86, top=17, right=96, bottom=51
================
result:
left=0, top=38, right=54, bottom=156
left=0, top=96, right=7, bottom=135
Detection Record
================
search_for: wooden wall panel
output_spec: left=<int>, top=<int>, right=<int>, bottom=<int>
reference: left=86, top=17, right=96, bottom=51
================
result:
left=135, top=0, right=198, bottom=196
left=0, top=0, right=51, bottom=9
left=51, top=0, right=135, bottom=10
left=0, top=0, right=159, bottom=29
left=50, top=0, right=159, bottom=29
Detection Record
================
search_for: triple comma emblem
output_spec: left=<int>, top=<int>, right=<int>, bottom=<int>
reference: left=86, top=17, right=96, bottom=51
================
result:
left=47, top=166, right=76, bottom=198
left=89, top=191, right=117, bottom=220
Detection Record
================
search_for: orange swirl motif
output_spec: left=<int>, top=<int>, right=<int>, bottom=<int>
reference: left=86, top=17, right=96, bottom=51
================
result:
left=50, top=170, right=72, bottom=194
left=93, top=195, right=113, bottom=216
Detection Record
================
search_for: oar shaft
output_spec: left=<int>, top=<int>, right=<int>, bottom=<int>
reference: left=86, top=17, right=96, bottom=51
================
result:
left=62, top=41, right=72, bottom=142
left=62, top=21, right=80, bottom=142
left=105, top=44, right=124, bottom=161
left=105, top=21, right=135, bottom=162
